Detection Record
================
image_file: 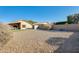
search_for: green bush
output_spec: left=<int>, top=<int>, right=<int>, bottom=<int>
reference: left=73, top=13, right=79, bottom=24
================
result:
left=54, top=21, right=67, bottom=25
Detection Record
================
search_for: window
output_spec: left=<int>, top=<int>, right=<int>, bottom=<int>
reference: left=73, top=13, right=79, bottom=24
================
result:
left=22, top=25, right=26, bottom=28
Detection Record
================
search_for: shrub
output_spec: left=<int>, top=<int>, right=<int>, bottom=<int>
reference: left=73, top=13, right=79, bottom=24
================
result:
left=54, top=21, right=67, bottom=25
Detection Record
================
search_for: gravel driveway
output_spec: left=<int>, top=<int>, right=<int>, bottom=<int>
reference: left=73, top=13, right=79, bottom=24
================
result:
left=0, top=30, right=79, bottom=53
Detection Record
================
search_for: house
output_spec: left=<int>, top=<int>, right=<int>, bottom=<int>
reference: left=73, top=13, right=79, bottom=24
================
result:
left=8, top=20, right=33, bottom=30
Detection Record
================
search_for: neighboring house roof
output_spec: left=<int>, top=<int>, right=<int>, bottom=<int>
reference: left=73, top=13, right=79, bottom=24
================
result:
left=8, top=22, right=20, bottom=24
left=17, top=20, right=37, bottom=25
left=8, top=20, right=35, bottom=25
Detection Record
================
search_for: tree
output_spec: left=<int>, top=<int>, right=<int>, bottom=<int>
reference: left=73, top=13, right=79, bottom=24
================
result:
left=26, top=20, right=37, bottom=25
left=67, top=14, right=79, bottom=24
left=67, top=15, right=73, bottom=24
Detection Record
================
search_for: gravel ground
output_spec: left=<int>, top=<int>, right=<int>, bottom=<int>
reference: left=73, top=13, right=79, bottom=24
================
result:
left=0, top=30, right=79, bottom=53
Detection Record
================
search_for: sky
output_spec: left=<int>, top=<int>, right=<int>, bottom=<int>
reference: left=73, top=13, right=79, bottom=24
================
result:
left=0, top=6, right=79, bottom=23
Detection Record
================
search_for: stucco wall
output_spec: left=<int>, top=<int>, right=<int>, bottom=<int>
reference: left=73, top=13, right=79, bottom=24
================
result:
left=53, top=24, right=79, bottom=31
left=18, top=21, right=32, bottom=29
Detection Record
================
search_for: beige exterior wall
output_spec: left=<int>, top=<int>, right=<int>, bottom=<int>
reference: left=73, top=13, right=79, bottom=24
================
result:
left=17, top=20, right=32, bottom=30
left=53, top=24, right=79, bottom=31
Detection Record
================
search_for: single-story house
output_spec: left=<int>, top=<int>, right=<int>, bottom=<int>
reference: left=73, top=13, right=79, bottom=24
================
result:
left=8, top=20, right=33, bottom=30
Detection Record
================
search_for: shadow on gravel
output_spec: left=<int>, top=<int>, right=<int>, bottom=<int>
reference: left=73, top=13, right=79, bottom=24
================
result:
left=46, top=37, right=66, bottom=46
left=46, top=32, right=79, bottom=53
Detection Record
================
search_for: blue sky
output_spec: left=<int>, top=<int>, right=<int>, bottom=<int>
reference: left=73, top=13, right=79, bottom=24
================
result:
left=0, top=6, right=79, bottom=23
